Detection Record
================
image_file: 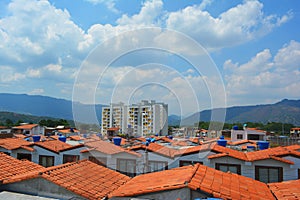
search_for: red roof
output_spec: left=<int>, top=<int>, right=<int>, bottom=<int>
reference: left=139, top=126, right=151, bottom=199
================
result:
left=3, top=160, right=131, bottom=199
left=189, top=164, right=275, bottom=200
left=0, top=138, right=32, bottom=151
left=268, top=179, right=300, bottom=199
left=0, top=152, right=44, bottom=182
left=12, top=124, right=38, bottom=129
left=33, top=140, right=83, bottom=153
left=110, top=164, right=275, bottom=199
left=82, top=140, right=140, bottom=157
left=130, top=142, right=178, bottom=158
left=107, top=127, right=119, bottom=131
left=109, top=165, right=197, bottom=198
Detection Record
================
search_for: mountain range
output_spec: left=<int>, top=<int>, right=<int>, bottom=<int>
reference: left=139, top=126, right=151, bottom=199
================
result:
left=0, top=93, right=299, bottom=126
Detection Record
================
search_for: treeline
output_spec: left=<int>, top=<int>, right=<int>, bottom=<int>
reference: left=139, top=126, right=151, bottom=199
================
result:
left=39, top=119, right=70, bottom=127
left=197, top=121, right=295, bottom=134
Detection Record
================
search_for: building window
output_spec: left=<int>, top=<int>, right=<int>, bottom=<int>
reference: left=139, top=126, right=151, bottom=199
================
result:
left=39, top=155, right=54, bottom=167
left=237, top=134, right=243, bottom=139
left=0, top=152, right=11, bottom=156
left=255, top=166, right=283, bottom=183
left=298, top=169, right=300, bottom=179
left=89, top=156, right=107, bottom=166
left=179, top=160, right=203, bottom=167
left=216, top=163, right=241, bottom=175
left=63, top=154, right=79, bottom=164
left=148, top=161, right=168, bottom=172
left=117, top=159, right=136, bottom=177
left=17, top=153, right=32, bottom=161
left=248, top=134, right=260, bottom=140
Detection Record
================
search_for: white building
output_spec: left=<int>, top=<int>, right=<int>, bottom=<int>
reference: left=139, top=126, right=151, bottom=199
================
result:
left=101, top=100, right=168, bottom=136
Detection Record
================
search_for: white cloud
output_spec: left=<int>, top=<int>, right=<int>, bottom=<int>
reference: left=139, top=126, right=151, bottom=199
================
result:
left=29, top=88, right=44, bottom=95
left=166, top=0, right=292, bottom=50
left=84, top=0, right=118, bottom=13
left=224, top=40, right=300, bottom=105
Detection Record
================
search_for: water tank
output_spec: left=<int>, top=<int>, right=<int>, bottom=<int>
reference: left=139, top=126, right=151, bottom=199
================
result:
left=113, top=137, right=122, bottom=146
left=168, top=135, right=173, bottom=140
left=257, top=141, right=269, bottom=150
left=217, top=137, right=227, bottom=147
left=233, top=125, right=239, bottom=130
left=58, top=135, right=67, bottom=143
left=32, top=135, right=41, bottom=142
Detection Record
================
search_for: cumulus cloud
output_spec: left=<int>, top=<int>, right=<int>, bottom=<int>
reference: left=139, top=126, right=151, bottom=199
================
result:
left=166, top=0, right=292, bottom=50
left=224, top=40, right=300, bottom=105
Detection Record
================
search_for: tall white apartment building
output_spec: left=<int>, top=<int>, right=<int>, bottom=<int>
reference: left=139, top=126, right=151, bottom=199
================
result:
left=101, top=100, right=168, bottom=136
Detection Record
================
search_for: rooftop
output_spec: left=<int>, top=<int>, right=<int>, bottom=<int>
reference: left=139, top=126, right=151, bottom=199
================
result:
left=0, top=152, right=44, bottom=182
left=33, top=140, right=84, bottom=153
left=268, top=179, right=300, bottom=199
left=12, top=124, right=38, bottom=129
left=3, top=159, right=131, bottom=200
left=0, top=137, right=33, bottom=151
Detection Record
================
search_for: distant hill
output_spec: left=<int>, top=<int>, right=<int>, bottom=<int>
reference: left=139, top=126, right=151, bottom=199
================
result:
left=0, top=111, right=74, bottom=126
left=181, top=99, right=300, bottom=126
left=0, top=93, right=104, bottom=124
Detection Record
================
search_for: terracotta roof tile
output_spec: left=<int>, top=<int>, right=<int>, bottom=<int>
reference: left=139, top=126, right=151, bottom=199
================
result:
left=12, top=124, right=38, bottom=129
left=33, top=140, right=83, bottom=153
left=189, top=164, right=275, bottom=200
left=0, top=152, right=44, bottom=182
left=3, top=159, right=130, bottom=200
left=130, top=142, right=178, bottom=158
left=83, top=140, right=140, bottom=157
left=268, top=179, right=300, bottom=199
left=175, top=142, right=216, bottom=156
left=109, top=165, right=198, bottom=198
left=0, top=138, right=32, bottom=150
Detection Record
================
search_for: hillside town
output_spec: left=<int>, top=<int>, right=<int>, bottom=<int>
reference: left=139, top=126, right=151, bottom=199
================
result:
left=0, top=101, right=300, bottom=199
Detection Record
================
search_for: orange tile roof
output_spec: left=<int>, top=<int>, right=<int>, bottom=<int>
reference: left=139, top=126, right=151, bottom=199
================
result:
left=3, top=160, right=131, bottom=200
left=176, top=142, right=216, bottom=156
left=208, top=144, right=298, bottom=164
left=107, top=127, right=119, bottom=131
left=0, top=152, right=44, bottom=182
left=69, top=135, right=84, bottom=141
left=189, top=164, right=275, bottom=200
left=268, top=179, right=300, bottom=199
left=82, top=140, right=140, bottom=157
left=130, top=142, right=178, bottom=158
left=109, top=165, right=197, bottom=198
left=110, top=163, right=274, bottom=199
left=57, top=128, right=80, bottom=133
left=12, top=124, right=38, bottom=129
left=33, top=140, right=83, bottom=153
left=291, top=127, right=300, bottom=131
left=227, top=139, right=257, bottom=146
left=0, top=138, right=32, bottom=150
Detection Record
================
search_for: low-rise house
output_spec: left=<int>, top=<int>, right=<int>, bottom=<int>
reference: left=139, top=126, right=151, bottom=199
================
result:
left=0, top=138, right=33, bottom=159
left=30, top=140, right=85, bottom=167
left=290, top=127, right=300, bottom=137
left=81, top=139, right=141, bottom=177
left=109, top=163, right=275, bottom=200
left=231, top=127, right=266, bottom=142
left=11, top=124, right=44, bottom=135
left=0, top=154, right=130, bottom=200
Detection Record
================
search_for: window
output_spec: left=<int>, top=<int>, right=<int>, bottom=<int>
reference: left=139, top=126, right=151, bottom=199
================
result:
left=63, top=154, right=79, bottom=164
left=39, top=155, right=54, bottom=167
left=117, top=159, right=136, bottom=177
left=248, top=134, right=260, bottom=140
left=237, top=134, right=243, bottom=139
left=216, top=163, right=241, bottom=175
left=255, top=166, right=283, bottom=183
left=179, top=160, right=203, bottom=167
left=89, top=156, right=107, bottom=166
left=17, top=153, right=32, bottom=161
left=298, top=169, right=300, bottom=179
left=148, top=161, right=168, bottom=172
left=0, top=152, right=10, bottom=156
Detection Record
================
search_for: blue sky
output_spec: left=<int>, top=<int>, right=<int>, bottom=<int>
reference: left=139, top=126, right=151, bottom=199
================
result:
left=0, top=0, right=299, bottom=116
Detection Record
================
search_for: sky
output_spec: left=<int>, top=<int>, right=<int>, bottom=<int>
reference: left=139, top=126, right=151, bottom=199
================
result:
left=0, top=0, right=300, bottom=117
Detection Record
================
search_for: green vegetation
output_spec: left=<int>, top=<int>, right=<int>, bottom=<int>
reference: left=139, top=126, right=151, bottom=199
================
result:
left=196, top=121, right=294, bottom=135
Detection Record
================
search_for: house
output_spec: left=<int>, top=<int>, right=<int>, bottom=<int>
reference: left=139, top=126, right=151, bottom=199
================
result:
left=81, top=139, right=141, bottom=177
left=11, top=124, right=44, bottom=135
left=30, top=140, right=85, bottom=167
left=0, top=155, right=131, bottom=200
left=290, top=127, right=300, bottom=137
left=207, top=144, right=300, bottom=183
left=0, top=137, right=33, bottom=159
left=231, top=127, right=266, bottom=142
left=109, top=163, right=274, bottom=200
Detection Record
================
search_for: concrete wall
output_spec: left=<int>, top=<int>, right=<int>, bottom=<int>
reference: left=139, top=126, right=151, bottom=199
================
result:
left=1, top=178, right=85, bottom=200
